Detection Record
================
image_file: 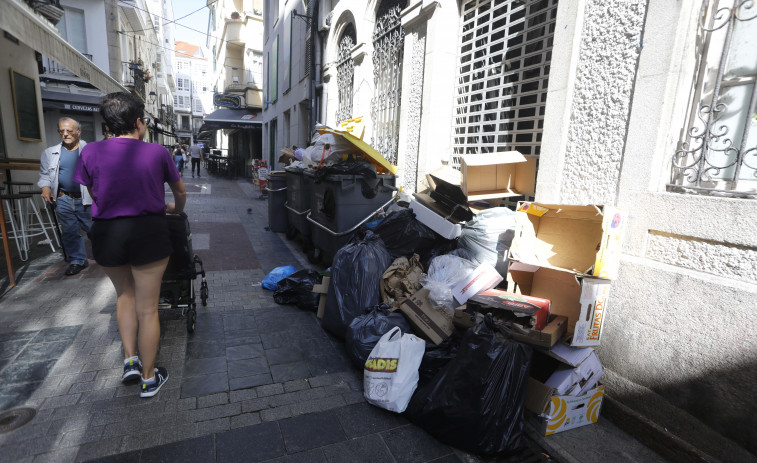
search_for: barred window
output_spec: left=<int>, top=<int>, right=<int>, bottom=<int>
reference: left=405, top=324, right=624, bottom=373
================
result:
left=370, top=0, right=407, bottom=165
left=670, top=1, right=757, bottom=198
left=452, top=0, right=557, bottom=184
left=336, top=24, right=356, bottom=124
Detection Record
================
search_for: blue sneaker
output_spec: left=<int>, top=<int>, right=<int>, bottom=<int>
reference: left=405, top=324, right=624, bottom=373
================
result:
left=140, top=367, right=169, bottom=398
left=122, top=357, right=142, bottom=383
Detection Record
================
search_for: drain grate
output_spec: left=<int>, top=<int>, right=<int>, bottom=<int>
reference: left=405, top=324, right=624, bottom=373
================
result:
left=0, top=408, right=36, bottom=434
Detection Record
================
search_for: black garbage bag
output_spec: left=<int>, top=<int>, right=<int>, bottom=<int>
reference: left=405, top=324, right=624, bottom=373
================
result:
left=417, top=332, right=462, bottom=389
left=373, top=209, right=455, bottom=265
left=345, top=303, right=414, bottom=369
left=321, top=231, right=393, bottom=338
left=421, top=239, right=462, bottom=270
left=405, top=315, right=533, bottom=456
left=313, top=161, right=377, bottom=182
left=273, top=269, right=321, bottom=312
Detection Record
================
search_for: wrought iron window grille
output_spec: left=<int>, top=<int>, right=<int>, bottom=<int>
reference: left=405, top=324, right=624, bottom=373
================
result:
left=670, top=1, right=757, bottom=198
left=371, top=2, right=406, bottom=165
left=336, top=26, right=356, bottom=124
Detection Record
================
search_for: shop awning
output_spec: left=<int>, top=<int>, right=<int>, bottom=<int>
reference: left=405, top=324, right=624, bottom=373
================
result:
left=1, top=0, right=128, bottom=94
left=202, top=108, right=262, bottom=130
left=41, top=90, right=102, bottom=112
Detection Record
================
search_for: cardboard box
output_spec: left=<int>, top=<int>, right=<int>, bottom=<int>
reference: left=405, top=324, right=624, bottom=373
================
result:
left=469, top=289, right=550, bottom=330
left=312, top=276, right=330, bottom=319
left=398, top=289, right=454, bottom=345
left=450, top=263, right=503, bottom=305
left=460, top=152, right=536, bottom=200
left=525, top=345, right=605, bottom=435
left=508, top=315, right=567, bottom=348
left=410, top=195, right=462, bottom=240
left=527, top=383, right=605, bottom=435
left=509, top=262, right=611, bottom=347
left=542, top=345, right=603, bottom=396
left=511, top=202, right=625, bottom=280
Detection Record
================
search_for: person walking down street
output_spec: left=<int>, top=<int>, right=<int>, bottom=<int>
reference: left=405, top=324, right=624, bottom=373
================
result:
left=189, top=142, right=203, bottom=178
left=172, top=144, right=184, bottom=176
left=38, top=117, right=93, bottom=276
left=74, top=92, right=187, bottom=398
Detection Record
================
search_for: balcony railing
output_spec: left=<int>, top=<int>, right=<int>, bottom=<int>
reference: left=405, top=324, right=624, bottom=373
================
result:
left=121, top=62, right=145, bottom=101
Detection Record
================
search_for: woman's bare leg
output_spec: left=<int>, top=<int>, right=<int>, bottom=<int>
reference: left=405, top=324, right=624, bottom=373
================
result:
left=103, top=265, right=138, bottom=359
left=131, top=257, right=169, bottom=380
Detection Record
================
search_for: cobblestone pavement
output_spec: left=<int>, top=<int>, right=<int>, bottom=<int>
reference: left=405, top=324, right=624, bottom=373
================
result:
left=0, top=167, right=667, bottom=463
left=0, top=167, right=474, bottom=463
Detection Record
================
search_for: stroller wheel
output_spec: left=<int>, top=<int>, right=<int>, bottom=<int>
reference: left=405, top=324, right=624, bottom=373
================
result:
left=201, top=281, right=209, bottom=306
left=187, top=309, right=196, bottom=333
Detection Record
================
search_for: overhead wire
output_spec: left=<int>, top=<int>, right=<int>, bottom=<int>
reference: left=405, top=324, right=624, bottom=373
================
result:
left=120, top=0, right=245, bottom=50
left=128, top=0, right=220, bottom=34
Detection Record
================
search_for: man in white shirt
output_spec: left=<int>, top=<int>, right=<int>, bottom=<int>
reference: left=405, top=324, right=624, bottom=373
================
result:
left=189, top=143, right=203, bottom=178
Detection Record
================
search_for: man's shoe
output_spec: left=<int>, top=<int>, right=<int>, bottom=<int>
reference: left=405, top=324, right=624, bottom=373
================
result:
left=65, top=261, right=88, bottom=276
left=140, top=367, right=169, bottom=398
left=122, top=358, right=143, bottom=383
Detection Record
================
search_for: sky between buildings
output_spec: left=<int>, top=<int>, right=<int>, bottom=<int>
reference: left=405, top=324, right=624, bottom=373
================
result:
left=172, top=0, right=210, bottom=50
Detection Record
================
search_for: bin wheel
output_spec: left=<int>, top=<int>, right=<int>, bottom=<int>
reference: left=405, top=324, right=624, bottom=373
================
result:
left=187, top=308, right=197, bottom=333
left=307, top=247, right=322, bottom=265
left=286, top=226, right=297, bottom=240
left=201, top=281, right=208, bottom=307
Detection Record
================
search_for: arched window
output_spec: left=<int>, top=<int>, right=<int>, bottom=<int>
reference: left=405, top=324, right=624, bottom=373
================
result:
left=371, top=0, right=406, bottom=164
left=336, top=24, right=356, bottom=123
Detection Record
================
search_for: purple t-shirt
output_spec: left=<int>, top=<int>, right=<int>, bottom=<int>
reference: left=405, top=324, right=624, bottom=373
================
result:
left=74, top=138, right=181, bottom=219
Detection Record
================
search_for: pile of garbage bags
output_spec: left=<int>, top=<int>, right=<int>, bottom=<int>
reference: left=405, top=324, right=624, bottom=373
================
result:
left=263, top=205, right=539, bottom=456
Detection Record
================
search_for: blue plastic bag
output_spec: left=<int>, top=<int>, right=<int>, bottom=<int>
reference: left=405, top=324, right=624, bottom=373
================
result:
left=262, top=266, right=297, bottom=290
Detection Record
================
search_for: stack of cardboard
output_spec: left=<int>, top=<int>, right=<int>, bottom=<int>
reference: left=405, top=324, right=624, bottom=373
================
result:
left=410, top=151, right=535, bottom=240
left=503, top=201, right=625, bottom=435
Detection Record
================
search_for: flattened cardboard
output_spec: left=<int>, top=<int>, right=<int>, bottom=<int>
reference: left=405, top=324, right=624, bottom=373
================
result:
left=511, top=203, right=625, bottom=280
left=509, top=262, right=612, bottom=347
left=450, top=263, right=503, bottom=305
left=528, top=384, right=605, bottom=436
left=460, top=152, right=535, bottom=200
left=312, top=276, right=330, bottom=319
left=398, top=289, right=454, bottom=345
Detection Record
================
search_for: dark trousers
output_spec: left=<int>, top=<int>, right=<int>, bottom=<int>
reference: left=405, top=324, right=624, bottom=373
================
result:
left=192, top=158, right=201, bottom=176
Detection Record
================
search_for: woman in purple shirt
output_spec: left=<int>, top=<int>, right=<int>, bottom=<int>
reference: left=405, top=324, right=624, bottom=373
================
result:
left=75, top=92, right=186, bottom=398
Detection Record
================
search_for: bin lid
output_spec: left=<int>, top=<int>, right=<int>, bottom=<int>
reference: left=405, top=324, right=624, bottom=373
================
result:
left=315, top=127, right=398, bottom=175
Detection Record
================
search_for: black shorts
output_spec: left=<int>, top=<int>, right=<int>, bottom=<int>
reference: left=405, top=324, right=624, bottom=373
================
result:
left=90, top=215, right=172, bottom=267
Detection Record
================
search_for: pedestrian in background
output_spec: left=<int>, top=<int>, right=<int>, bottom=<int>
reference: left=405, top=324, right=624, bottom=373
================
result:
left=74, top=92, right=187, bottom=398
left=38, top=117, right=93, bottom=276
left=189, top=142, right=203, bottom=178
left=172, top=144, right=184, bottom=176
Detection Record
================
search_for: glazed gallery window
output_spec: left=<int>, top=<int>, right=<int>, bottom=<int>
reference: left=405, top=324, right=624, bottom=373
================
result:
left=670, top=0, right=757, bottom=198
left=58, top=7, right=87, bottom=54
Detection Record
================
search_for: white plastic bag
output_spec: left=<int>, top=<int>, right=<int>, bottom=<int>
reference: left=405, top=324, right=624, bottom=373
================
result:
left=364, top=327, right=425, bottom=413
left=420, top=255, right=477, bottom=310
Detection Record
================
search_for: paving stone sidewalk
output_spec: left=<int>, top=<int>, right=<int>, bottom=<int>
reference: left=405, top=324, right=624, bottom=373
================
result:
left=0, top=166, right=665, bottom=463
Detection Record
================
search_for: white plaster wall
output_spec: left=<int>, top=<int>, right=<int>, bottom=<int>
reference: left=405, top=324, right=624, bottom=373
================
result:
left=539, top=0, right=757, bottom=457
left=60, top=0, right=109, bottom=72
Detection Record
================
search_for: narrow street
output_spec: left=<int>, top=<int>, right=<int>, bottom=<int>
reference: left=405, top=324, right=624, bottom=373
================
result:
left=0, top=167, right=669, bottom=463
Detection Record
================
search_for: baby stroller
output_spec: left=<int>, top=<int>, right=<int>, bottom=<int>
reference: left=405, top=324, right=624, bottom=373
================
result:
left=160, top=212, right=208, bottom=333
